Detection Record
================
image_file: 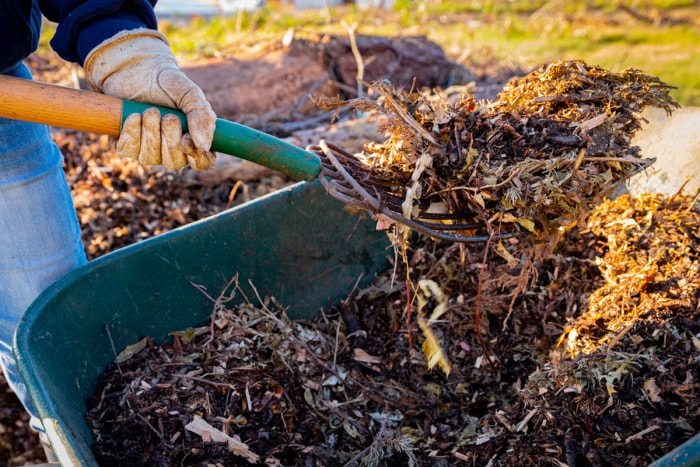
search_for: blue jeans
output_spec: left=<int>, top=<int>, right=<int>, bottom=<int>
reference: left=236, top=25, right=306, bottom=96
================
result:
left=0, top=62, right=87, bottom=423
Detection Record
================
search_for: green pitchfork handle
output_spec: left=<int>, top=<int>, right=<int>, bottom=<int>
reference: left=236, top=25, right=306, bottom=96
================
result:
left=0, top=74, right=321, bottom=181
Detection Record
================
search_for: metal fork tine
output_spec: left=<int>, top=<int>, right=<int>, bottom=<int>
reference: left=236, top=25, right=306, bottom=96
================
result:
left=309, top=140, right=521, bottom=243
left=418, top=222, right=489, bottom=231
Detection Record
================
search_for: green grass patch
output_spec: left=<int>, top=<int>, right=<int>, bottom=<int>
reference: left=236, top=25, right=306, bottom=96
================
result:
left=38, top=2, right=700, bottom=106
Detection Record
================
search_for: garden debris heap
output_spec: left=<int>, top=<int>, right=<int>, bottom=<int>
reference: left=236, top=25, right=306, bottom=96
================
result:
left=321, top=59, right=678, bottom=245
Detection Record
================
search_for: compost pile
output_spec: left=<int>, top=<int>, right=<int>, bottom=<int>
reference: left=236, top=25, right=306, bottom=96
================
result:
left=318, top=60, right=678, bottom=247
left=85, top=191, right=700, bottom=466
left=3, top=47, right=695, bottom=467
left=78, top=58, right=695, bottom=466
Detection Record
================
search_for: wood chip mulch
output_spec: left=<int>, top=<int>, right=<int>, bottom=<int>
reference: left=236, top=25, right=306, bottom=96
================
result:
left=85, top=192, right=700, bottom=466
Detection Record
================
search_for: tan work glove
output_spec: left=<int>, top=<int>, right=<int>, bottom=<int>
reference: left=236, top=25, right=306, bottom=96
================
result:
left=84, top=29, right=217, bottom=170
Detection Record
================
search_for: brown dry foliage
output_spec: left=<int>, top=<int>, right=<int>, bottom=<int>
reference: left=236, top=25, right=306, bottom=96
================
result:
left=320, top=60, right=679, bottom=252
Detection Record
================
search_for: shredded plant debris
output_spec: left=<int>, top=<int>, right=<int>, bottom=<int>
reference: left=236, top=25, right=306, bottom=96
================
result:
left=13, top=34, right=692, bottom=467
left=86, top=192, right=700, bottom=466
left=317, top=60, right=679, bottom=248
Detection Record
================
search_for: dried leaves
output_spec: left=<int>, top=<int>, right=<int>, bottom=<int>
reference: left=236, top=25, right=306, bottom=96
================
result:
left=323, top=60, right=679, bottom=248
left=86, top=279, right=421, bottom=466
left=74, top=54, right=694, bottom=466
left=561, top=192, right=700, bottom=356
left=482, top=193, right=700, bottom=465
left=314, top=60, right=681, bottom=385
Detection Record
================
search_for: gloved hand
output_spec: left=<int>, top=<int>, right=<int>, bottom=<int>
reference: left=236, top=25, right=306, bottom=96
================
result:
left=84, top=29, right=217, bottom=170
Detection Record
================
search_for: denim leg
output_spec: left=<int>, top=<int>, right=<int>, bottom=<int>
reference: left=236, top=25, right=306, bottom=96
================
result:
left=0, top=63, right=87, bottom=420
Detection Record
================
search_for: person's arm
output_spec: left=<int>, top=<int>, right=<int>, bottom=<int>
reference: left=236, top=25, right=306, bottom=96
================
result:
left=39, top=0, right=158, bottom=65
left=39, top=0, right=217, bottom=170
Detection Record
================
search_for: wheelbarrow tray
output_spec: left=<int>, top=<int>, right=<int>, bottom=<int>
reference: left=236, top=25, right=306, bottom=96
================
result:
left=13, top=180, right=391, bottom=466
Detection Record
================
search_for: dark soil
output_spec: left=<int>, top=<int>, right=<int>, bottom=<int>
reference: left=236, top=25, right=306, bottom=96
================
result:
left=83, top=192, right=700, bottom=466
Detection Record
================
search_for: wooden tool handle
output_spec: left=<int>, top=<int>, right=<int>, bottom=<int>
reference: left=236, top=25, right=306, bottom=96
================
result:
left=0, top=74, right=123, bottom=135
left=0, top=74, right=322, bottom=181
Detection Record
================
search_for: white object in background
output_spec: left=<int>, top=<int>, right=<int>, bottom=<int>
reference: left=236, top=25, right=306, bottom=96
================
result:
left=356, top=0, right=394, bottom=8
left=220, top=0, right=265, bottom=12
left=155, top=0, right=263, bottom=16
left=627, top=106, right=700, bottom=196
left=293, top=0, right=342, bottom=9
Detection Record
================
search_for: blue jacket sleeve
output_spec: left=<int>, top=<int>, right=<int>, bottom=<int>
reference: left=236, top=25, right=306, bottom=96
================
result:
left=38, top=0, right=158, bottom=65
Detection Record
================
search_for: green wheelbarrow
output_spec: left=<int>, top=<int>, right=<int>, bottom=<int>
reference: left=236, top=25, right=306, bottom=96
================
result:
left=14, top=180, right=391, bottom=466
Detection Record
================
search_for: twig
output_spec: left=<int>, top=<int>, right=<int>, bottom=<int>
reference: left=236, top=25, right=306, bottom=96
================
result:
left=103, top=324, right=123, bottom=375
left=137, top=413, right=164, bottom=440
left=246, top=279, right=371, bottom=393
left=405, top=279, right=414, bottom=353
left=174, top=374, right=239, bottom=389
left=515, top=408, right=538, bottom=432
left=342, top=405, right=391, bottom=467
left=192, top=275, right=240, bottom=347
left=274, top=110, right=340, bottom=133
left=377, top=86, right=439, bottom=146
left=471, top=200, right=498, bottom=371
left=625, top=424, right=660, bottom=443
left=245, top=383, right=252, bottom=413
left=318, top=397, right=370, bottom=437
left=333, top=315, right=342, bottom=369
left=226, top=180, right=244, bottom=209
left=616, top=4, right=659, bottom=25
left=328, top=79, right=360, bottom=96
left=190, top=281, right=218, bottom=303
left=341, top=21, right=365, bottom=99
left=606, top=322, right=635, bottom=351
